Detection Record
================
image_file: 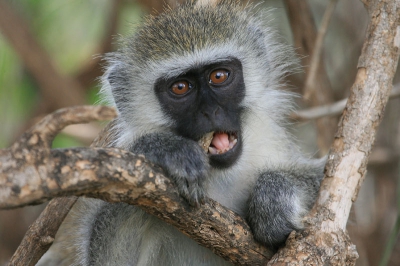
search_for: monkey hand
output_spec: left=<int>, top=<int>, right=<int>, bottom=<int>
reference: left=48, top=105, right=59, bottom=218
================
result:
left=130, top=132, right=209, bottom=207
left=246, top=170, right=312, bottom=251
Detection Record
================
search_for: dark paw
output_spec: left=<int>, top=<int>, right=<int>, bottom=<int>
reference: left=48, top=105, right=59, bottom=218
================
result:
left=247, top=211, right=297, bottom=251
left=162, top=145, right=209, bottom=206
left=247, top=171, right=304, bottom=250
left=131, top=133, right=209, bottom=206
left=172, top=172, right=206, bottom=207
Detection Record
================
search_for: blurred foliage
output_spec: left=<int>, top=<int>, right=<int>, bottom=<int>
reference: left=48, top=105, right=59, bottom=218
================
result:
left=0, top=36, right=36, bottom=147
left=0, top=0, right=144, bottom=148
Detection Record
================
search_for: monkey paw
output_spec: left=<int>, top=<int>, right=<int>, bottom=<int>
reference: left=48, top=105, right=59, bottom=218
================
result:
left=131, top=132, right=209, bottom=207
left=247, top=171, right=304, bottom=250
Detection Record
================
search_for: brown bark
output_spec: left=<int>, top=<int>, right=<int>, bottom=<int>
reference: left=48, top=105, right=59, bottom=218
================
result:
left=6, top=106, right=118, bottom=266
left=0, top=106, right=272, bottom=266
left=269, top=0, right=400, bottom=264
left=8, top=197, right=78, bottom=266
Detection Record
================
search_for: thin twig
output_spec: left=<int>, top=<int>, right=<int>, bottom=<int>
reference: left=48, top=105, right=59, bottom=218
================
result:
left=284, top=0, right=337, bottom=154
left=292, top=98, right=347, bottom=121
left=196, top=0, right=219, bottom=7
left=303, top=0, right=339, bottom=101
left=292, top=83, right=400, bottom=121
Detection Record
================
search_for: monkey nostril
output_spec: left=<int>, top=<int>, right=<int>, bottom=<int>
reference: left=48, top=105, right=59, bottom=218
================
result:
left=201, top=110, right=210, bottom=118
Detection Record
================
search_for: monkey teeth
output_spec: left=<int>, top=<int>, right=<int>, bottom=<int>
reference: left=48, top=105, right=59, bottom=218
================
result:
left=198, top=131, right=238, bottom=155
left=208, top=132, right=238, bottom=155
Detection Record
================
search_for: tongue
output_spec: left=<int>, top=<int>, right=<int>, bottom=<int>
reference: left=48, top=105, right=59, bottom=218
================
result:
left=211, top=132, right=230, bottom=152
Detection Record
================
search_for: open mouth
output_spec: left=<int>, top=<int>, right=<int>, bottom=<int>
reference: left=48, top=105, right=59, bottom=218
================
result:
left=199, top=131, right=238, bottom=155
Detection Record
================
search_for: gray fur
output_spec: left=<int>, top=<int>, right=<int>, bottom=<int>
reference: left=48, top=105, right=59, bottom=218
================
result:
left=38, top=1, right=324, bottom=265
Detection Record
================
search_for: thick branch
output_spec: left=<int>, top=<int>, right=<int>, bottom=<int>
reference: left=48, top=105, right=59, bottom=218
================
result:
left=0, top=106, right=272, bottom=265
left=6, top=106, right=117, bottom=266
left=269, top=0, right=400, bottom=264
left=0, top=148, right=272, bottom=265
left=318, top=0, right=399, bottom=232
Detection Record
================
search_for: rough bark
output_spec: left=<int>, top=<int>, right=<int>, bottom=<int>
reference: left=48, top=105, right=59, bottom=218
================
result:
left=7, top=108, right=118, bottom=266
left=0, top=106, right=272, bottom=266
left=269, top=0, right=399, bottom=264
left=8, top=197, right=78, bottom=266
left=4, top=106, right=116, bottom=266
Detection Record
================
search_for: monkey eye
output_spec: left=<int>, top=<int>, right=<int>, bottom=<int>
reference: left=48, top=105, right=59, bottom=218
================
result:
left=209, top=69, right=230, bottom=85
left=170, top=80, right=192, bottom=95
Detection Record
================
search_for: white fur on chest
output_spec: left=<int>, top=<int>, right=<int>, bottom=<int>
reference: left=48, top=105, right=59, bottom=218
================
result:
left=206, top=109, right=291, bottom=215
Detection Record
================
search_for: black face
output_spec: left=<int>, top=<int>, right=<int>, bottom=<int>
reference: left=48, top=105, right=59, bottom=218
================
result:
left=154, top=58, right=245, bottom=168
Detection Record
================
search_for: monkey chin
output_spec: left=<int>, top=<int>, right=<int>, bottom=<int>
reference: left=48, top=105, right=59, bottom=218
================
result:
left=202, top=131, right=242, bottom=169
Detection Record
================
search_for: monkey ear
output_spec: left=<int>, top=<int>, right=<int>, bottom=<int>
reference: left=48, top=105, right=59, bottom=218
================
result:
left=107, top=64, right=130, bottom=93
left=106, top=64, right=121, bottom=87
left=102, top=63, right=130, bottom=108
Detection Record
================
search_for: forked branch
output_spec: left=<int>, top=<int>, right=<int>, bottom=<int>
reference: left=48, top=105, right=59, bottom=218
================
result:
left=269, top=0, right=400, bottom=264
left=0, top=106, right=272, bottom=266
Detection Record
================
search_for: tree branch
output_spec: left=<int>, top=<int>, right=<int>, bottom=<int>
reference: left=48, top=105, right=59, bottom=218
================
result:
left=8, top=197, right=78, bottom=266
left=0, top=106, right=272, bottom=265
left=4, top=106, right=117, bottom=266
left=291, top=83, right=400, bottom=121
left=269, top=0, right=400, bottom=264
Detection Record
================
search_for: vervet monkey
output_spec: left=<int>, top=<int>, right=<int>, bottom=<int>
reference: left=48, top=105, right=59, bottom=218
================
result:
left=39, top=0, right=324, bottom=265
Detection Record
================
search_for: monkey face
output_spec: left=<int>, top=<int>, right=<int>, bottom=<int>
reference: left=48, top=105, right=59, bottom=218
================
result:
left=154, top=58, right=245, bottom=168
